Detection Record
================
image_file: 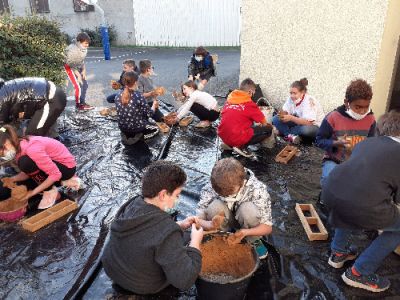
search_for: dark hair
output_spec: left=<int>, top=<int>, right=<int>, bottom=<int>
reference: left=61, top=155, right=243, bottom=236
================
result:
left=123, top=59, right=136, bottom=68
left=377, top=110, right=400, bottom=136
left=121, top=72, right=139, bottom=106
left=0, top=78, right=4, bottom=89
left=139, top=59, right=152, bottom=74
left=142, top=161, right=187, bottom=198
left=291, top=78, right=308, bottom=92
left=239, top=78, right=256, bottom=92
left=211, top=158, right=245, bottom=197
left=182, top=80, right=198, bottom=92
left=345, top=79, right=373, bottom=103
left=194, top=46, right=208, bottom=57
left=0, top=125, right=22, bottom=153
left=76, top=32, right=91, bottom=43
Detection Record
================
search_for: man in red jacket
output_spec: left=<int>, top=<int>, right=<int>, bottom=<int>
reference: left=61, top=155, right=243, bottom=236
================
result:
left=218, top=78, right=272, bottom=157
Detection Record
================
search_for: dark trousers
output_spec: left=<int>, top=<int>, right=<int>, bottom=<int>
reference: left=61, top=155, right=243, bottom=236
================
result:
left=147, top=101, right=164, bottom=122
left=246, top=125, right=272, bottom=146
left=190, top=102, right=220, bottom=121
left=106, top=93, right=118, bottom=103
left=0, top=156, right=75, bottom=201
left=25, top=87, right=67, bottom=137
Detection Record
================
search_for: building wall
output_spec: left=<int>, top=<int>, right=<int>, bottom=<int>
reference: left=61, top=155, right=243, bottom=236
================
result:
left=240, top=0, right=389, bottom=117
left=8, top=0, right=135, bottom=45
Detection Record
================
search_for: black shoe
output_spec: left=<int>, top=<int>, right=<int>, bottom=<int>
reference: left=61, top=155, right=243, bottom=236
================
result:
left=328, top=251, right=357, bottom=269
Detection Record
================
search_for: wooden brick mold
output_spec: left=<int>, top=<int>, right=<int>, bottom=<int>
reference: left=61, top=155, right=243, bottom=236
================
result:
left=295, top=203, right=328, bottom=241
left=156, top=122, right=170, bottom=134
left=22, top=200, right=78, bottom=232
left=275, top=145, right=298, bottom=164
left=179, top=116, right=193, bottom=127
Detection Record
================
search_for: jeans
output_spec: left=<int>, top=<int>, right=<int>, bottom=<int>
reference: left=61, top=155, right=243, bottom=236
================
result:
left=107, top=93, right=118, bottom=103
left=331, top=215, right=400, bottom=275
left=320, top=160, right=338, bottom=189
left=272, top=115, right=318, bottom=141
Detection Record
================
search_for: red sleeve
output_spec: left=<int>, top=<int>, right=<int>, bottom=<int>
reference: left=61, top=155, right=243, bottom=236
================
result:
left=246, top=102, right=266, bottom=124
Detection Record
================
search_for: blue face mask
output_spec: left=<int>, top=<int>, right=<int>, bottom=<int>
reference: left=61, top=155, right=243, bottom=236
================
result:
left=164, top=198, right=180, bottom=215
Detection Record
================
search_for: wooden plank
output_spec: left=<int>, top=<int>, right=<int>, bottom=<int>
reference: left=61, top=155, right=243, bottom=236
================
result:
left=275, top=145, right=298, bottom=164
left=179, top=116, right=193, bottom=127
left=22, top=200, right=78, bottom=232
left=295, top=203, right=328, bottom=241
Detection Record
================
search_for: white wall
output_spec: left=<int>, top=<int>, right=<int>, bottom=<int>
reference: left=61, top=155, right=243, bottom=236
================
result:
left=132, top=0, right=241, bottom=47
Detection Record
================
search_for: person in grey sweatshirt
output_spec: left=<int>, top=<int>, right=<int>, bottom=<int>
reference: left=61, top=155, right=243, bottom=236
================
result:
left=102, top=161, right=203, bottom=296
left=64, top=32, right=94, bottom=111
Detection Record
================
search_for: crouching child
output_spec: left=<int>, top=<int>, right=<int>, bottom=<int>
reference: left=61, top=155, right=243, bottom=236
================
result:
left=102, top=161, right=203, bottom=296
left=196, top=158, right=272, bottom=259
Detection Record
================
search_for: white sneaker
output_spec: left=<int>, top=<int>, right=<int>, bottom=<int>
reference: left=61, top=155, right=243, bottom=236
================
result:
left=61, top=175, right=84, bottom=191
left=286, top=134, right=301, bottom=145
left=233, top=147, right=255, bottom=158
left=38, top=187, right=60, bottom=209
left=220, top=142, right=233, bottom=151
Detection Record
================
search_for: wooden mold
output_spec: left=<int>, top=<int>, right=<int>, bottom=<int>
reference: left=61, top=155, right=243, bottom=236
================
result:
left=156, top=122, right=170, bottom=134
left=22, top=200, right=78, bottom=232
left=179, top=116, right=193, bottom=127
left=295, top=203, right=328, bottom=241
left=275, top=145, right=298, bottom=164
left=99, top=108, right=110, bottom=116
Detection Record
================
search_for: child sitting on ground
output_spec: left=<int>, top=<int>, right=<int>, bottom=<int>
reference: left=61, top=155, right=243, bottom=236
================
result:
left=102, top=161, right=203, bottom=296
left=218, top=78, right=272, bottom=157
left=316, top=79, right=376, bottom=189
left=106, top=59, right=138, bottom=103
left=137, top=59, right=165, bottom=124
left=64, top=32, right=94, bottom=111
left=187, top=46, right=215, bottom=90
left=272, top=78, right=324, bottom=144
left=196, top=157, right=272, bottom=259
left=172, top=81, right=219, bottom=128
left=115, top=72, right=159, bottom=145
left=322, top=110, right=400, bottom=293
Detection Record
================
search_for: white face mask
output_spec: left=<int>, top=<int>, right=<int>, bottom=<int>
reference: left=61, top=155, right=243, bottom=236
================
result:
left=195, top=55, right=203, bottom=62
left=3, top=149, right=16, bottom=161
left=345, top=107, right=371, bottom=121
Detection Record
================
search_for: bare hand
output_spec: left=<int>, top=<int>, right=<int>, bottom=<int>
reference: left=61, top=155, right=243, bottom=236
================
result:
left=333, top=135, right=351, bottom=147
left=179, top=216, right=197, bottom=230
left=226, top=230, right=246, bottom=245
left=279, top=114, right=292, bottom=123
left=1, top=177, right=16, bottom=188
left=211, top=212, right=225, bottom=230
left=111, top=81, right=121, bottom=90
left=190, top=223, right=204, bottom=244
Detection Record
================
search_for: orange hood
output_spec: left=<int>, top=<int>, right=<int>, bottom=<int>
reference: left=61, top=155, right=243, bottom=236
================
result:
left=227, top=90, right=252, bottom=104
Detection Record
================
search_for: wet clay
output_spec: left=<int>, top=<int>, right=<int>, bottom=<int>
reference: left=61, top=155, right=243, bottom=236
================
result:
left=0, top=184, right=28, bottom=212
left=200, top=235, right=255, bottom=279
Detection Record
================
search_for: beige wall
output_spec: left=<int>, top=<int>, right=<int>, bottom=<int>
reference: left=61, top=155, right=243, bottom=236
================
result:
left=240, top=0, right=389, bottom=117
left=8, top=0, right=135, bottom=45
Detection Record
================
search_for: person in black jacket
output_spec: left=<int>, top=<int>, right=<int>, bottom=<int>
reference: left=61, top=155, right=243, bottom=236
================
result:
left=102, top=160, right=204, bottom=296
left=322, top=110, right=400, bottom=293
left=187, top=46, right=215, bottom=90
left=106, top=59, right=138, bottom=104
left=0, top=77, right=66, bottom=137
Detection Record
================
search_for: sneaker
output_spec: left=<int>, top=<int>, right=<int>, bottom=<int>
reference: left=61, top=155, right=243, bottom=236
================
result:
left=252, top=239, right=268, bottom=259
left=76, top=103, right=95, bottom=111
left=328, top=251, right=357, bottom=269
left=220, top=142, right=233, bottom=151
left=61, top=175, right=84, bottom=191
left=144, top=124, right=160, bottom=140
left=342, top=267, right=390, bottom=293
left=38, top=186, right=61, bottom=209
left=233, top=147, right=254, bottom=158
left=286, top=134, right=301, bottom=145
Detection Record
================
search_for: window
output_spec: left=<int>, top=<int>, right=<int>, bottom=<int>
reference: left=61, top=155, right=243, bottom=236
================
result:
left=73, top=0, right=95, bottom=12
left=0, top=0, right=10, bottom=14
left=30, top=0, right=50, bottom=13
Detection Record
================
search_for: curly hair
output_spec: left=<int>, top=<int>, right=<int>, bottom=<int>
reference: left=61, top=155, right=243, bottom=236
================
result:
left=377, top=110, right=400, bottom=137
left=142, top=161, right=187, bottom=198
left=345, top=79, right=373, bottom=103
left=211, top=158, right=245, bottom=197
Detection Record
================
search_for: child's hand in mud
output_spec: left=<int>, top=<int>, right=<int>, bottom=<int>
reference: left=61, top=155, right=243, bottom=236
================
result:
left=226, top=230, right=246, bottom=245
left=211, top=212, right=225, bottom=230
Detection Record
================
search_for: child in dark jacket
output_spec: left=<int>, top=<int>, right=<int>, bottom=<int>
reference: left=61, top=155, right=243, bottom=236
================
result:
left=115, top=72, right=159, bottom=145
left=102, top=161, right=203, bottom=296
left=106, top=59, right=138, bottom=104
left=218, top=78, right=272, bottom=157
left=322, top=111, right=400, bottom=293
left=187, top=46, right=215, bottom=90
left=316, top=79, right=376, bottom=189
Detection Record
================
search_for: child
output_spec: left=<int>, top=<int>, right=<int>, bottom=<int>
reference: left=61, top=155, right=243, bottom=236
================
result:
left=322, top=111, right=400, bottom=293
left=106, top=59, right=138, bottom=104
left=188, top=46, right=215, bottom=90
left=102, top=160, right=203, bottom=295
left=115, top=72, right=159, bottom=145
left=175, top=80, right=219, bottom=128
left=0, top=77, right=66, bottom=137
left=316, top=79, right=376, bottom=189
left=0, top=125, right=81, bottom=209
left=218, top=78, right=272, bottom=157
left=272, top=78, right=324, bottom=144
left=197, top=158, right=272, bottom=258
left=137, top=59, right=164, bottom=123
left=64, top=32, right=94, bottom=111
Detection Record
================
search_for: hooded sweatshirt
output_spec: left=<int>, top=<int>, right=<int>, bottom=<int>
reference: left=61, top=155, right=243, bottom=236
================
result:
left=64, top=41, right=88, bottom=70
left=102, top=196, right=202, bottom=295
left=218, top=90, right=266, bottom=147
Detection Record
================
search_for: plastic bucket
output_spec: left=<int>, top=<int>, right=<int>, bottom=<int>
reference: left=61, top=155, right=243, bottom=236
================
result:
left=196, top=234, right=260, bottom=300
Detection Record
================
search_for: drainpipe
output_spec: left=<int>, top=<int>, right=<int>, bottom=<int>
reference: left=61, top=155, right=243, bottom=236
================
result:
left=81, top=0, right=111, bottom=60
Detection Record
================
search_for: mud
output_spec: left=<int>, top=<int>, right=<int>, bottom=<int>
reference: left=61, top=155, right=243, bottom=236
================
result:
left=0, top=184, right=28, bottom=212
left=200, top=235, right=255, bottom=280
